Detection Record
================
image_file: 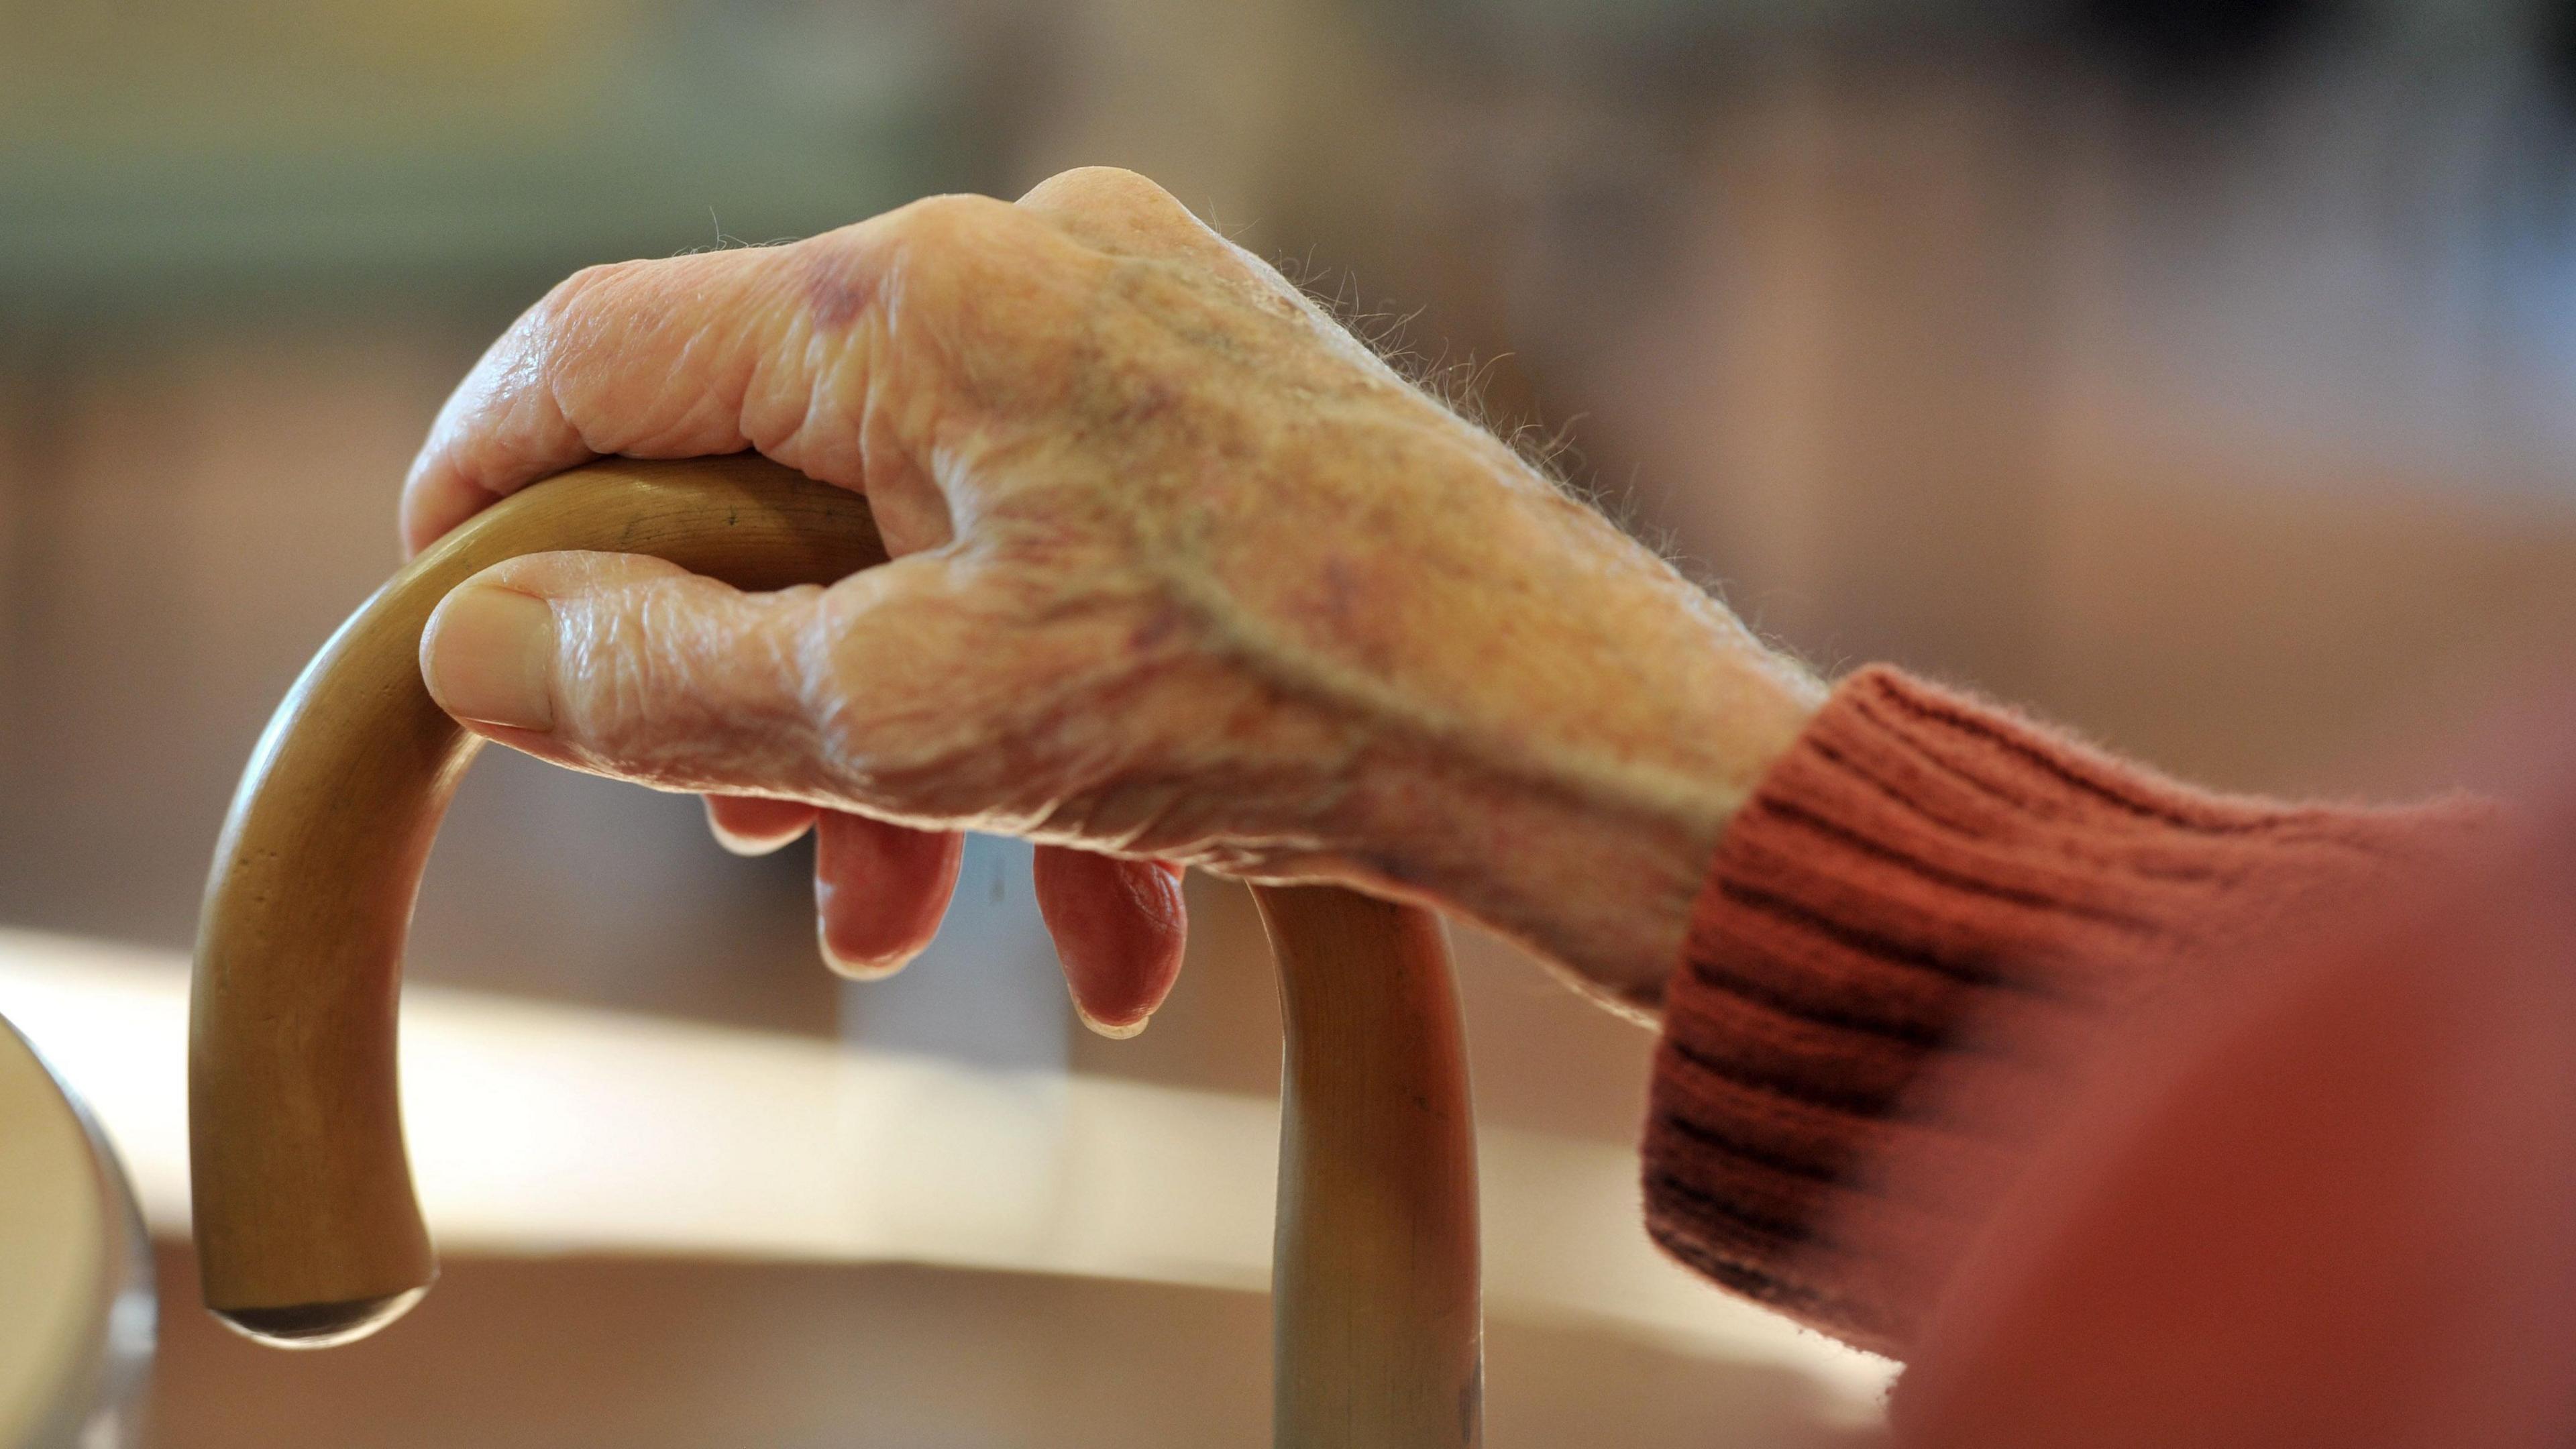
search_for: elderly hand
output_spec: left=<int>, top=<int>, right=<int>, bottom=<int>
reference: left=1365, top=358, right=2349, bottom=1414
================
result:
left=406, top=167, right=1819, bottom=1030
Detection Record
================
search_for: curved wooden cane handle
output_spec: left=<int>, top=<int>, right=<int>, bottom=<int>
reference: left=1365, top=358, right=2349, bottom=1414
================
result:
left=189, top=456, right=1482, bottom=1446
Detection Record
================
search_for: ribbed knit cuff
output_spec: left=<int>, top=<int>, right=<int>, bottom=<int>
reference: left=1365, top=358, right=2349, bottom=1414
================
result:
left=1642, top=665, right=2447, bottom=1358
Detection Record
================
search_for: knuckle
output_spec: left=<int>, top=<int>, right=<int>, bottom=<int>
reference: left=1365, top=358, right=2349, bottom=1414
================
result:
left=854, top=193, right=1086, bottom=334
left=576, top=598, right=708, bottom=763
left=521, top=259, right=657, bottom=387
left=1024, top=165, right=1177, bottom=215
left=534, top=259, right=639, bottom=332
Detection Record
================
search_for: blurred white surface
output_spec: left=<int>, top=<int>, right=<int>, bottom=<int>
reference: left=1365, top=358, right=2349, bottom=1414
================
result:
left=0, top=927, right=1894, bottom=1417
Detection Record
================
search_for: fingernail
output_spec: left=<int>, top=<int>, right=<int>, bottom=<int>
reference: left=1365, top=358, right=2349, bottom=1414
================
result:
left=818, top=920, right=914, bottom=982
left=424, top=585, right=556, bottom=731
left=1075, top=1000, right=1150, bottom=1040
left=704, top=797, right=816, bottom=858
left=709, top=817, right=796, bottom=859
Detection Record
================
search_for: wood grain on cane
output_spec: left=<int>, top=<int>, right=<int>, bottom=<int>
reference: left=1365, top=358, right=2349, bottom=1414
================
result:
left=188, top=455, right=1482, bottom=1445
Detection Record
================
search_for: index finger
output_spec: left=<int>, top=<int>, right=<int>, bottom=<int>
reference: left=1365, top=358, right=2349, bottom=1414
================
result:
left=399, top=193, right=1062, bottom=557
left=401, top=244, right=803, bottom=555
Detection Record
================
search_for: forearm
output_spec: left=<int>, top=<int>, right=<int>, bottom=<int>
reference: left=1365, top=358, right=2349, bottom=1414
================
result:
left=1638, top=665, right=2484, bottom=1357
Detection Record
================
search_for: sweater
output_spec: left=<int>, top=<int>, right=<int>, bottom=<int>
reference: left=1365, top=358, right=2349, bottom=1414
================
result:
left=1640, top=665, right=2529, bottom=1371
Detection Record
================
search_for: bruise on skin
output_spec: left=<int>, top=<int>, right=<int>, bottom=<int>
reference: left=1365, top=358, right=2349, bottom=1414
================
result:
left=1126, top=599, right=1187, bottom=654
left=803, top=244, right=888, bottom=331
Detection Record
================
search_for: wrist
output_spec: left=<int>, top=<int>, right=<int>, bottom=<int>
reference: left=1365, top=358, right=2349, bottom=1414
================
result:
left=1334, top=533, right=1822, bottom=1015
left=1195, top=415, right=1821, bottom=1008
left=1460, top=661, right=1815, bottom=1016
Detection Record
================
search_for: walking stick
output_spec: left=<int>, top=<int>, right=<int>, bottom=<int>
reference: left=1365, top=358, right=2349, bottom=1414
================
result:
left=188, top=455, right=1483, bottom=1447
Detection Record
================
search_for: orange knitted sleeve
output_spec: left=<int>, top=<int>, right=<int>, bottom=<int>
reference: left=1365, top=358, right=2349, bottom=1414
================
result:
left=1641, top=665, right=2468, bottom=1358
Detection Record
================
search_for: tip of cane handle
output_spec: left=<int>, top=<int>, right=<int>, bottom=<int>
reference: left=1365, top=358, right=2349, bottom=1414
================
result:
left=211, top=1284, right=429, bottom=1349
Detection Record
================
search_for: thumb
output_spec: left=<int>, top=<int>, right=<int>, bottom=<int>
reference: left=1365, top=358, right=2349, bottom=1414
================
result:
left=423, top=550, right=975, bottom=988
left=418, top=548, right=919, bottom=799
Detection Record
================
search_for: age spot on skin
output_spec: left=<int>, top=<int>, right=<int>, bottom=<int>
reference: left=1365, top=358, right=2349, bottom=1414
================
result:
left=1305, top=554, right=1402, bottom=676
left=1110, top=375, right=1177, bottom=428
left=1318, top=555, right=1362, bottom=630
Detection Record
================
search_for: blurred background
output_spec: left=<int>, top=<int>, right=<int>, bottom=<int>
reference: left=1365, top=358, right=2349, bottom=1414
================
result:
left=5, top=0, right=2576, bottom=1444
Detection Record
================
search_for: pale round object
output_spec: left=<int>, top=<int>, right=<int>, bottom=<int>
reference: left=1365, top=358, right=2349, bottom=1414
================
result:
left=0, top=1015, right=152, bottom=1449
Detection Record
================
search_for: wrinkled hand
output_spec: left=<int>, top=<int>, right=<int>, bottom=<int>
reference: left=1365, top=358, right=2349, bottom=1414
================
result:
left=406, top=168, right=1819, bottom=1029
